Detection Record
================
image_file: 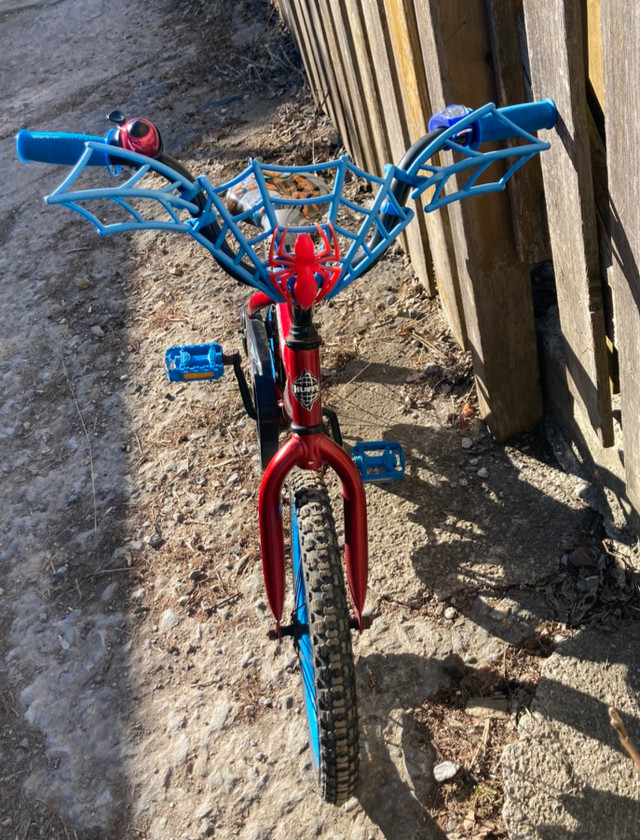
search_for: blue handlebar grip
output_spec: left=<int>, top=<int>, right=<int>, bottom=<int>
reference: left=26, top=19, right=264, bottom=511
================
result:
left=475, top=99, right=558, bottom=144
left=16, top=129, right=114, bottom=167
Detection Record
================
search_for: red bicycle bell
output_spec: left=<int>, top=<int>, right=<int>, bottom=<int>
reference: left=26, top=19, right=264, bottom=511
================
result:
left=108, top=110, right=162, bottom=158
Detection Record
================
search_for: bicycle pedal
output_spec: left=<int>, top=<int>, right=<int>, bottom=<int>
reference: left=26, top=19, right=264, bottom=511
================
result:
left=351, top=441, right=405, bottom=483
left=165, top=342, right=225, bottom=382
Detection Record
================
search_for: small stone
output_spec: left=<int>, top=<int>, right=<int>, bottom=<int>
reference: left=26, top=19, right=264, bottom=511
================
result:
left=465, top=697, right=510, bottom=719
left=405, top=372, right=424, bottom=384
left=444, top=606, right=457, bottom=620
left=227, top=472, right=240, bottom=484
left=434, top=761, right=461, bottom=782
left=386, top=294, right=396, bottom=305
left=461, top=437, right=473, bottom=449
left=101, top=581, right=119, bottom=603
left=458, top=478, right=469, bottom=487
left=90, top=325, right=105, bottom=337
left=75, top=276, right=92, bottom=289
left=126, top=540, right=145, bottom=553
left=477, top=467, right=489, bottom=479
left=147, top=533, right=164, bottom=549
left=131, top=588, right=145, bottom=602
left=160, top=609, right=181, bottom=631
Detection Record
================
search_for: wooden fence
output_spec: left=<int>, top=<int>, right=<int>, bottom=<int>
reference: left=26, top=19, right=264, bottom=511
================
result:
left=276, top=0, right=640, bottom=532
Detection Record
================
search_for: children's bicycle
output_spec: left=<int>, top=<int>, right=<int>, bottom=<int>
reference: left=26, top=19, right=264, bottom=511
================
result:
left=17, top=98, right=556, bottom=804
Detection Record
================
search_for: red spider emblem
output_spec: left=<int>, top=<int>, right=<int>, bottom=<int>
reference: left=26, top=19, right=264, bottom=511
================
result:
left=268, top=223, right=342, bottom=310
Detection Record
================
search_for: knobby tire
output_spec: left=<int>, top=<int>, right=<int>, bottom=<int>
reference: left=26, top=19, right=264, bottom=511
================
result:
left=290, top=470, right=359, bottom=805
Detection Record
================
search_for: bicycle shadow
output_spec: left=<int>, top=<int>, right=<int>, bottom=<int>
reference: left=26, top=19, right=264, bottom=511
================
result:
left=354, top=651, right=448, bottom=840
left=351, top=418, right=640, bottom=835
left=353, top=632, right=640, bottom=839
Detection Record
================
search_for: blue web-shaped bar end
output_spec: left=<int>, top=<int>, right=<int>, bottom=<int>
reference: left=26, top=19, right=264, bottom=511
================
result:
left=403, top=103, right=551, bottom=213
left=45, top=143, right=205, bottom=234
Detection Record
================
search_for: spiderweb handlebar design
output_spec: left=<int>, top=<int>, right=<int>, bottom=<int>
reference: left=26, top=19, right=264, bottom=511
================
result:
left=18, top=100, right=557, bottom=302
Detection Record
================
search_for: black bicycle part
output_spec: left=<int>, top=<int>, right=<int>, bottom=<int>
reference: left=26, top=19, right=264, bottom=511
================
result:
left=243, top=313, right=280, bottom=470
left=322, top=408, right=343, bottom=447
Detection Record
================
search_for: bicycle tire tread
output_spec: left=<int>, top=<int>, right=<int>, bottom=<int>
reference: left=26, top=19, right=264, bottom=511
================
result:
left=291, top=471, right=359, bottom=805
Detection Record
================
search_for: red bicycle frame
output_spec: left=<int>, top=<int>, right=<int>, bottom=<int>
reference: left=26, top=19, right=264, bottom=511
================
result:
left=247, top=292, right=368, bottom=636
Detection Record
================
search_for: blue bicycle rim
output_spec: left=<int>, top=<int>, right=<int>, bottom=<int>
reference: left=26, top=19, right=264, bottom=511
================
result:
left=292, top=503, right=320, bottom=768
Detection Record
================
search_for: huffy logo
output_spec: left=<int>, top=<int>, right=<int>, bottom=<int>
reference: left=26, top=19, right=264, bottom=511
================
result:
left=292, top=369, right=320, bottom=410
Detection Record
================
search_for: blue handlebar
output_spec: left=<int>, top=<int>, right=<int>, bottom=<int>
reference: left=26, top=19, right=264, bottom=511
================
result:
left=16, top=129, right=114, bottom=167
left=475, top=99, right=557, bottom=144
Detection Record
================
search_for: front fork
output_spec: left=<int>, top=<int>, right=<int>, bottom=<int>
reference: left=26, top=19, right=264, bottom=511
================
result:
left=247, top=294, right=369, bottom=636
left=259, top=432, right=368, bottom=637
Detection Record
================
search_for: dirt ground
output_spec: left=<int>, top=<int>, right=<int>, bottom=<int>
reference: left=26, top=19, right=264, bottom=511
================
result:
left=1, top=1, right=638, bottom=839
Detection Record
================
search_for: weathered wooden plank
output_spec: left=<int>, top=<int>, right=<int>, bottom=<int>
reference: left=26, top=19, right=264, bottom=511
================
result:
left=304, top=2, right=361, bottom=164
left=315, top=0, right=372, bottom=171
left=356, top=0, right=436, bottom=297
left=280, top=1, right=324, bottom=111
left=485, top=0, right=550, bottom=265
left=289, top=1, right=334, bottom=120
left=413, top=0, right=543, bottom=441
left=385, top=0, right=465, bottom=343
left=330, top=1, right=386, bottom=175
left=585, top=0, right=604, bottom=112
left=522, top=0, right=613, bottom=447
left=601, top=3, right=640, bottom=519
left=342, top=1, right=392, bottom=168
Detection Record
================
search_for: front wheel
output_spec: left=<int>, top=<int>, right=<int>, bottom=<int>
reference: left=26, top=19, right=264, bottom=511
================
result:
left=290, top=470, right=359, bottom=804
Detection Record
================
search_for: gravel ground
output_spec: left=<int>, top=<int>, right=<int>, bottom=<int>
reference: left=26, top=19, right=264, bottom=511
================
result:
left=1, top=1, right=633, bottom=839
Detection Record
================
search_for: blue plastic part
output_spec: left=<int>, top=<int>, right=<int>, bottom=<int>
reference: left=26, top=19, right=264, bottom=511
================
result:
left=165, top=342, right=225, bottom=382
left=476, top=99, right=557, bottom=144
left=404, top=101, right=556, bottom=213
left=16, top=129, right=113, bottom=167
left=428, top=104, right=473, bottom=133
left=351, top=441, right=405, bottom=483
left=28, top=101, right=556, bottom=300
left=189, top=156, right=415, bottom=300
left=39, top=143, right=413, bottom=302
left=292, top=504, right=320, bottom=768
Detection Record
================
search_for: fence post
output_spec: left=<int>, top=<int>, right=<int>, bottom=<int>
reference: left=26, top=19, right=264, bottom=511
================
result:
left=414, top=0, right=543, bottom=440
left=485, top=0, right=550, bottom=265
left=384, top=0, right=466, bottom=345
left=522, top=0, right=613, bottom=447
left=601, top=3, right=640, bottom=526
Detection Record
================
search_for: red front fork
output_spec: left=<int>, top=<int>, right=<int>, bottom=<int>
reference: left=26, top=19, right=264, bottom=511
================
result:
left=248, top=294, right=368, bottom=635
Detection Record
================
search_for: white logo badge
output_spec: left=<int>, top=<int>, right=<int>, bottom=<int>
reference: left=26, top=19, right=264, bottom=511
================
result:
left=292, top=370, right=320, bottom=410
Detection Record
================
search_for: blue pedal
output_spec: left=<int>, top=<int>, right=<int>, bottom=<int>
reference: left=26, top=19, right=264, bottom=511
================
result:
left=351, top=441, right=405, bottom=483
left=165, top=342, right=225, bottom=382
